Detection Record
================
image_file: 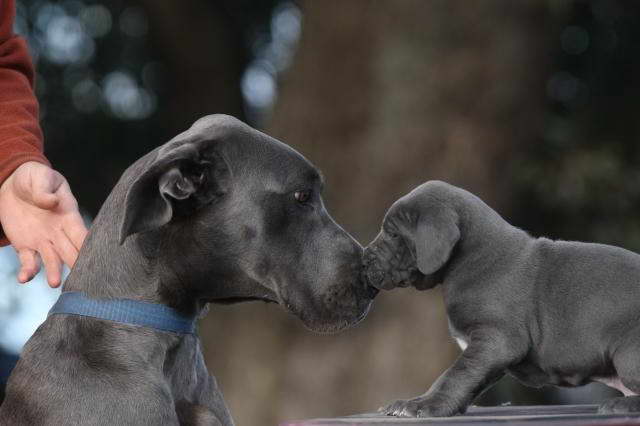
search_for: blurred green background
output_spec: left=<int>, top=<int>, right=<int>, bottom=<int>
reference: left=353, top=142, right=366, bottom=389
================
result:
left=2, top=0, right=640, bottom=424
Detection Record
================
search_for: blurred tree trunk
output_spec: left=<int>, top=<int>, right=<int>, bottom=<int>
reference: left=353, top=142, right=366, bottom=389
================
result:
left=139, top=0, right=246, bottom=132
left=269, top=1, right=551, bottom=238
left=202, top=1, right=552, bottom=425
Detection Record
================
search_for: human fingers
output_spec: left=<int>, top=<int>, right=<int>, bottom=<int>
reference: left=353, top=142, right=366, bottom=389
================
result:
left=39, top=241, right=63, bottom=288
left=30, top=167, right=63, bottom=210
left=17, top=248, right=40, bottom=283
left=53, top=228, right=80, bottom=268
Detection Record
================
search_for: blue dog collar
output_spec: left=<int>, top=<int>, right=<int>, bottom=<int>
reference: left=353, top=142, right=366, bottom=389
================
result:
left=48, top=291, right=197, bottom=334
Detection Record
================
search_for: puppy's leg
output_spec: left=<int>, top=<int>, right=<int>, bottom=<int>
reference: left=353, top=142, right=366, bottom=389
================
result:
left=381, top=331, right=519, bottom=417
left=599, top=335, right=640, bottom=414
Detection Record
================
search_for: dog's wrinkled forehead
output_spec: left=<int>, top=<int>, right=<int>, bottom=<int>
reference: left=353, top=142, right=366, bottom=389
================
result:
left=383, top=198, right=413, bottom=229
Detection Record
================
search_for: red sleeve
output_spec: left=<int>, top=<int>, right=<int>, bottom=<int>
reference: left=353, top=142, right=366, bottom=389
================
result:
left=0, top=0, right=50, bottom=246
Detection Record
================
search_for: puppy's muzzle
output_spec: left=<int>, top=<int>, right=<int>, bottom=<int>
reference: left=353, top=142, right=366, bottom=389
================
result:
left=366, top=269, right=382, bottom=287
left=362, top=261, right=385, bottom=291
left=362, top=249, right=384, bottom=291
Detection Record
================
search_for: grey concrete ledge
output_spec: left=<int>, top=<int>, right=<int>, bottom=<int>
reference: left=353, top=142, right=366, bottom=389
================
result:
left=281, top=404, right=640, bottom=426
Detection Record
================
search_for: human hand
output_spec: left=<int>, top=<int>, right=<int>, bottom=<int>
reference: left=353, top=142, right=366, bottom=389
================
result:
left=0, top=161, right=87, bottom=287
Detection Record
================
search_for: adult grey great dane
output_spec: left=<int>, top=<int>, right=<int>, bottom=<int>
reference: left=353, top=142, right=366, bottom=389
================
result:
left=0, top=115, right=375, bottom=425
left=364, top=180, right=640, bottom=418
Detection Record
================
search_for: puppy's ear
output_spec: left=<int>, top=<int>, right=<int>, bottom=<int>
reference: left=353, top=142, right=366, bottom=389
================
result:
left=119, top=140, right=230, bottom=244
left=415, top=209, right=460, bottom=275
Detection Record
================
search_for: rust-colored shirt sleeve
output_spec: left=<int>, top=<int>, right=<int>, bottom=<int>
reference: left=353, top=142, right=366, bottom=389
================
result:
left=0, top=0, right=50, bottom=246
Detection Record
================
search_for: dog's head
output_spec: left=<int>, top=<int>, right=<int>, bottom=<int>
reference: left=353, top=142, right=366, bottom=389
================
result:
left=363, top=181, right=460, bottom=291
left=117, top=115, right=375, bottom=333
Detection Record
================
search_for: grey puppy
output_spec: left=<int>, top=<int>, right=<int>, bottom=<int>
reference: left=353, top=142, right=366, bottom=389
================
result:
left=364, top=180, right=640, bottom=418
left=0, top=115, right=375, bottom=426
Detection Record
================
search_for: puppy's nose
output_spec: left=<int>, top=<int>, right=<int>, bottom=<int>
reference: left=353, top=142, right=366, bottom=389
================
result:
left=362, top=248, right=384, bottom=292
left=367, top=270, right=384, bottom=288
left=359, top=268, right=380, bottom=298
left=362, top=265, right=384, bottom=290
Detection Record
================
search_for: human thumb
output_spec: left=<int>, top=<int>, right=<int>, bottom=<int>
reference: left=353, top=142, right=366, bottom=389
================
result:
left=30, top=171, right=61, bottom=210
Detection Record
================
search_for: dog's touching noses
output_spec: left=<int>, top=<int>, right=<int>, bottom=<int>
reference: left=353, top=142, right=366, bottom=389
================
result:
left=360, top=264, right=381, bottom=298
left=362, top=249, right=386, bottom=290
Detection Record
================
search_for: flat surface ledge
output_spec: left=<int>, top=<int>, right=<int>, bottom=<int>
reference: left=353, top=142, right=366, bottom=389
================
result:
left=281, top=404, right=640, bottom=426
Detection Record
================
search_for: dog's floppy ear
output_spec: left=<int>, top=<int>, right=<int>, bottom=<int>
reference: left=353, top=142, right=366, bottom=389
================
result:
left=414, top=208, right=460, bottom=275
left=119, top=140, right=230, bottom=244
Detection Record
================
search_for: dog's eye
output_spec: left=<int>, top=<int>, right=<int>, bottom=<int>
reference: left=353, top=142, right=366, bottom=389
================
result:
left=294, top=189, right=312, bottom=203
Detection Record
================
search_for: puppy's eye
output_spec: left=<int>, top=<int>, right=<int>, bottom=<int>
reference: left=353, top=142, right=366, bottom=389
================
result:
left=294, top=189, right=312, bottom=203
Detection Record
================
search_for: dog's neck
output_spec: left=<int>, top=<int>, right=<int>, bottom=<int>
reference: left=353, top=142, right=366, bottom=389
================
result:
left=438, top=191, right=531, bottom=285
left=63, top=189, right=202, bottom=316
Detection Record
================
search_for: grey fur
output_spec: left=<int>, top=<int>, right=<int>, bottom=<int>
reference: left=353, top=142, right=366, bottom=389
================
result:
left=0, top=115, right=375, bottom=425
left=364, top=180, right=640, bottom=417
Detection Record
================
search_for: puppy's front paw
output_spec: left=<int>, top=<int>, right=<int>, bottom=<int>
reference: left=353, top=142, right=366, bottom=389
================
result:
left=599, top=396, right=640, bottom=414
left=379, top=396, right=458, bottom=417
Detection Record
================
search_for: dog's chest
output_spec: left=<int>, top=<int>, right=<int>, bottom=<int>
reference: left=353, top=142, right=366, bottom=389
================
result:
left=448, top=320, right=468, bottom=351
left=455, top=336, right=468, bottom=351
